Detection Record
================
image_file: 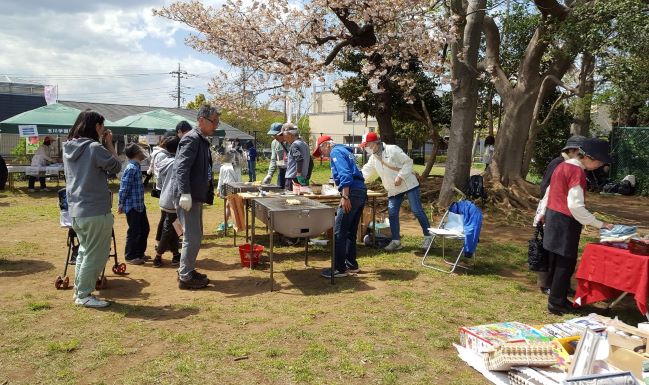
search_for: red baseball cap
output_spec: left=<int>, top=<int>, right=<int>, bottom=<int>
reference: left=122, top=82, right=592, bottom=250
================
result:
left=360, top=132, right=379, bottom=148
left=312, top=135, right=333, bottom=158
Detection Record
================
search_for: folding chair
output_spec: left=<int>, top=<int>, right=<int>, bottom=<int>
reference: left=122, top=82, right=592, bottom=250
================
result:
left=422, top=208, right=467, bottom=273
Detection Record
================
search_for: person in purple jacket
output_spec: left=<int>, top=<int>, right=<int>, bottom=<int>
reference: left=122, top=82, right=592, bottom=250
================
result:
left=313, top=135, right=367, bottom=278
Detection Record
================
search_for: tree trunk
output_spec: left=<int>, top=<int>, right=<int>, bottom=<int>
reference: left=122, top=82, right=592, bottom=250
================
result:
left=488, top=86, right=495, bottom=136
left=438, top=0, right=487, bottom=207
left=570, top=52, right=595, bottom=136
left=421, top=129, right=441, bottom=178
left=375, top=90, right=395, bottom=143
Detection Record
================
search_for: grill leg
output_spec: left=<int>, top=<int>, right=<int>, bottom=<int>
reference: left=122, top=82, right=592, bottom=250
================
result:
left=269, top=217, right=274, bottom=291
left=331, top=216, right=335, bottom=285
left=305, top=240, right=309, bottom=267
left=251, top=202, right=255, bottom=271
left=245, top=199, right=249, bottom=243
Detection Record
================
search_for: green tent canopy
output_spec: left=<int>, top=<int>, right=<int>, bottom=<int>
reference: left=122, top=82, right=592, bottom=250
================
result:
left=0, top=103, right=131, bottom=136
left=113, top=109, right=225, bottom=136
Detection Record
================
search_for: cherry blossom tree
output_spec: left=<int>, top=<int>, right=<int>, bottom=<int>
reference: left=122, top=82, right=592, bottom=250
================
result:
left=155, top=0, right=451, bottom=143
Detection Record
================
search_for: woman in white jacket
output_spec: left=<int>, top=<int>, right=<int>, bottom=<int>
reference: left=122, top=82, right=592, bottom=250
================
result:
left=360, top=132, right=432, bottom=251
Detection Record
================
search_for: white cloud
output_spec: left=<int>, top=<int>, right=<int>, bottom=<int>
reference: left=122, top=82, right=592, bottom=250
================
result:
left=0, top=2, right=223, bottom=107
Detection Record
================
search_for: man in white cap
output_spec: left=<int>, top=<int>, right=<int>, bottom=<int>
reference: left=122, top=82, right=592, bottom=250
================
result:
left=360, top=132, right=432, bottom=251
left=277, top=123, right=310, bottom=190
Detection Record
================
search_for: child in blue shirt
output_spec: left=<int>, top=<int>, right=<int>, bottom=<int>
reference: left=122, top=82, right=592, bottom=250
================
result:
left=118, top=143, right=150, bottom=264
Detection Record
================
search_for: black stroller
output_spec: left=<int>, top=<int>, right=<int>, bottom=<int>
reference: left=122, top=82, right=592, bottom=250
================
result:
left=55, top=188, right=127, bottom=290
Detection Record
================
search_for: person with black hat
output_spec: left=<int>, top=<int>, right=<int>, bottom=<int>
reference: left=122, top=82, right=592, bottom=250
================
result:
left=28, top=136, right=56, bottom=192
left=535, top=135, right=586, bottom=295
left=535, top=137, right=615, bottom=315
left=262, top=122, right=288, bottom=188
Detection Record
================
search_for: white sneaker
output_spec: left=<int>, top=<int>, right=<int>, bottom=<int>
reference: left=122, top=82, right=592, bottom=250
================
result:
left=384, top=240, right=403, bottom=252
left=28, top=189, right=36, bottom=193
left=75, top=295, right=110, bottom=308
left=422, top=236, right=433, bottom=250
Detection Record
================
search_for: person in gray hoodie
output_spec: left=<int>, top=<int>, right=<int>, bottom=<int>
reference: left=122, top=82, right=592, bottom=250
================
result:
left=154, top=135, right=181, bottom=268
left=63, top=110, right=121, bottom=308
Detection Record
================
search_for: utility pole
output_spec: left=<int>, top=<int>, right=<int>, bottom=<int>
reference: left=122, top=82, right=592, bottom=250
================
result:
left=170, top=63, right=190, bottom=108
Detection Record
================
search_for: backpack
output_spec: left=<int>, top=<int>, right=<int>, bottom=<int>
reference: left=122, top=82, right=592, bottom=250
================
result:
left=464, top=175, right=487, bottom=203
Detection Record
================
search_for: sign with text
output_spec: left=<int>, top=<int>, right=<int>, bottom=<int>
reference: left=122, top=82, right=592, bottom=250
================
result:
left=18, top=125, right=38, bottom=137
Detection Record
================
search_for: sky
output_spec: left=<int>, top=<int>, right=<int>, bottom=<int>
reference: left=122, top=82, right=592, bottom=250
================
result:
left=0, top=0, right=231, bottom=108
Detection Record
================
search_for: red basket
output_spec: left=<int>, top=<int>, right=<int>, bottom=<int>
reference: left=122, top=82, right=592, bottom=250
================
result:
left=238, top=244, right=264, bottom=267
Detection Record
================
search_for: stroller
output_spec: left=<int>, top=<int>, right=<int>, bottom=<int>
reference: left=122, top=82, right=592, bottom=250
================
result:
left=55, top=188, right=127, bottom=290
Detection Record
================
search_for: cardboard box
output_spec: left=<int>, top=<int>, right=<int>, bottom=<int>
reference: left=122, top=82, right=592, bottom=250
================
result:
left=459, top=322, right=549, bottom=354
left=608, top=345, right=648, bottom=379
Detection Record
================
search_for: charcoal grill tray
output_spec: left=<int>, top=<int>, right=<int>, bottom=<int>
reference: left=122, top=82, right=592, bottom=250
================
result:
left=255, top=196, right=330, bottom=211
left=224, top=182, right=283, bottom=195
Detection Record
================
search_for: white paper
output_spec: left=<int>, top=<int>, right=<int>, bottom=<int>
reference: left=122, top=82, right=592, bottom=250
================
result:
left=454, top=344, right=510, bottom=385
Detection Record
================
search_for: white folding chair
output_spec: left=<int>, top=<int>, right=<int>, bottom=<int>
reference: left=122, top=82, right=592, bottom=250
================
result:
left=422, top=209, right=467, bottom=273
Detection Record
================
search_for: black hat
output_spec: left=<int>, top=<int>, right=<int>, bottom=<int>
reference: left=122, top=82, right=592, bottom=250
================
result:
left=580, top=138, right=612, bottom=164
left=561, top=135, right=586, bottom=152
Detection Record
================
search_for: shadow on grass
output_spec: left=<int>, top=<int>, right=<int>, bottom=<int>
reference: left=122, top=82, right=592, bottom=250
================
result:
left=281, top=268, right=376, bottom=296
left=104, top=302, right=199, bottom=321
left=98, top=276, right=151, bottom=300
left=0, top=259, right=54, bottom=277
left=374, top=269, right=419, bottom=282
left=196, top=258, right=243, bottom=272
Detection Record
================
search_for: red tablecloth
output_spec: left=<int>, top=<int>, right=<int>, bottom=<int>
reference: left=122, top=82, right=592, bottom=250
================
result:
left=574, top=243, right=649, bottom=315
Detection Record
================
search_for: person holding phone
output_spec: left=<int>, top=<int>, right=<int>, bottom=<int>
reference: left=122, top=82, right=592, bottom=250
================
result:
left=63, top=110, right=121, bottom=308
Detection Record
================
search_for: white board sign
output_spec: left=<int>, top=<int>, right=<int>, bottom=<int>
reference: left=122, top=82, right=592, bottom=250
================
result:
left=18, top=125, right=38, bottom=137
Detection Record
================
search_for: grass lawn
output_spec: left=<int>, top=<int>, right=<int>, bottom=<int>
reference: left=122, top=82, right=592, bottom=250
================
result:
left=1, top=166, right=647, bottom=385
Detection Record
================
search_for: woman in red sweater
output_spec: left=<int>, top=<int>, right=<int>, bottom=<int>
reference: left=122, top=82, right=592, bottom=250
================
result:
left=535, top=138, right=614, bottom=315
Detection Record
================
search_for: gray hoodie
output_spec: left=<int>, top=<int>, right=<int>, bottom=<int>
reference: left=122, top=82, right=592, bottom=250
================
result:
left=155, top=150, right=177, bottom=212
left=63, top=138, right=122, bottom=218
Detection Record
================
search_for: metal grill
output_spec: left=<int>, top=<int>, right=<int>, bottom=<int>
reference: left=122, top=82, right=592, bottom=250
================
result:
left=224, top=181, right=283, bottom=196
left=610, top=127, right=649, bottom=196
left=254, top=196, right=334, bottom=238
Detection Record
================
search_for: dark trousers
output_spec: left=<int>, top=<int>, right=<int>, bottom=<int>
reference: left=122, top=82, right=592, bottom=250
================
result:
left=334, top=188, right=367, bottom=272
left=157, top=211, right=179, bottom=256
left=155, top=211, right=167, bottom=242
left=277, top=168, right=286, bottom=189
left=548, top=251, right=577, bottom=307
left=537, top=253, right=556, bottom=289
left=247, top=159, right=256, bottom=182
left=28, top=176, right=46, bottom=189
left=125, top=207, right=150, bottom=260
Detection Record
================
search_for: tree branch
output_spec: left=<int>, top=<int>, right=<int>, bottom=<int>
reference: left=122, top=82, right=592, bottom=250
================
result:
left=323, top=40, right=351, bottom=65
left=533, top=0, right=570, bottom=20
left=482, top=16, right=511, bottom=98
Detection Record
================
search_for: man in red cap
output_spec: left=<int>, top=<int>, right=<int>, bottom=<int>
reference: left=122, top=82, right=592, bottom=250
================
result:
left=28, top=136, right=56, bottom=192
left=360, top=132, right=432, bottom=251
left=313, top=135, right=367, bottom=278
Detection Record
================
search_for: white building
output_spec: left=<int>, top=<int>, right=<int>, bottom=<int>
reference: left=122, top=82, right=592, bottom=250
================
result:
left=308, top=87, right=377, bottom=145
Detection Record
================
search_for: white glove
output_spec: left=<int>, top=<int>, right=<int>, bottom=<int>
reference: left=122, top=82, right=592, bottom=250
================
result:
left=179, top=194, right=192, bottom=211
left=262, top=175, right=272, bottom=184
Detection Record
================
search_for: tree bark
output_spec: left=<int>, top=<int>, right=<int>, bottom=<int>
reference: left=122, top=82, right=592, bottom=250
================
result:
left=375, top=89, right=395, bottom=143
left=422, top=129, right=441, bottom=178
left=570, top=52, right=595, bottom=136
left=439, top=0, right=487, bottom=207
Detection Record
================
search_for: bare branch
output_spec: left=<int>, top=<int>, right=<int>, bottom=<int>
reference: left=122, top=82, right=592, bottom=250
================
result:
left=323, top=40, right=352, bottom=65
left=546, top=75, right=579, bottom=94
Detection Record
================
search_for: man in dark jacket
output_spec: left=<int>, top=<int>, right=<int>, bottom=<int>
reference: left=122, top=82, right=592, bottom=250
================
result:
left=174, top=104, right=220, bottom=290
left=0, top=154, right=7, bottom=190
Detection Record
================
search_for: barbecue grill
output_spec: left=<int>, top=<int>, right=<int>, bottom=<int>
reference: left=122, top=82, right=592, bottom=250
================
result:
left=250, top=196, right=336, bottom=290
left=224, top=182, right=283, bottom=196
left=223, top=182, right=284, bottom=237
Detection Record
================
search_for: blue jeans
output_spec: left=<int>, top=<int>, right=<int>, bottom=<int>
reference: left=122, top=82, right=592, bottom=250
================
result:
left=334, top=188, right=367, bottom=271
left=388, top=186, right=430, bottom=240
left=247, top=159, right=256, bottom=182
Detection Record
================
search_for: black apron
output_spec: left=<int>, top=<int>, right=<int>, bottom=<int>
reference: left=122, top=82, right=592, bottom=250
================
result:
left=543, top=208, right=582, bottom=259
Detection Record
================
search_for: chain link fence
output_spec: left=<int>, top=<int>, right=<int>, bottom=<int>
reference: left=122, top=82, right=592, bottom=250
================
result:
left=610, top=127, right=649, bottom=196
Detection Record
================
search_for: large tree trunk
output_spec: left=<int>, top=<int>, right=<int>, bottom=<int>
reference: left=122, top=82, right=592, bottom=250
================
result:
left=375, top=90, right=395, bottom=143
left=570, top=52, right=595, bottom=136
left=438, top=0, right=487, bottom=207
left=491, top=90, right=539, bottom=185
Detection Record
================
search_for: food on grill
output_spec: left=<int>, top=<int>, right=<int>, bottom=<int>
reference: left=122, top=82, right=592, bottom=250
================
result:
left=285, top=199, right=302, bottom=206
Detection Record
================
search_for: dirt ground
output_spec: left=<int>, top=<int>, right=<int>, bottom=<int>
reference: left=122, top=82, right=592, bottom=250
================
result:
left=1, top=185, right=648, bottom=384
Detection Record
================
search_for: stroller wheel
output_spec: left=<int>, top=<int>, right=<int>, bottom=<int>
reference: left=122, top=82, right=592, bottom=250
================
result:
left=55, top=276, right=63, bottom=289
left=116, top=263, right=127, bottom=275
left=112, top=265, right=119, bottom=274
left=95, top=276, right=107, bottom=290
